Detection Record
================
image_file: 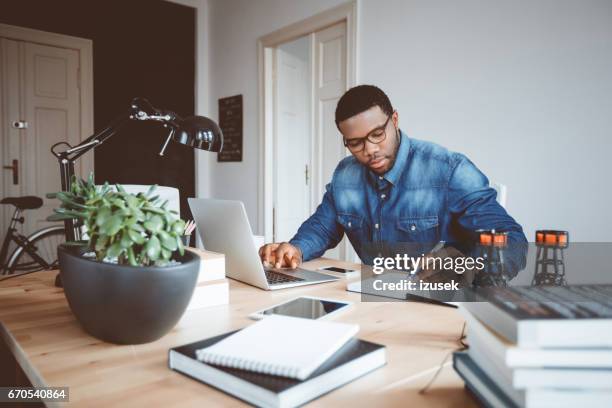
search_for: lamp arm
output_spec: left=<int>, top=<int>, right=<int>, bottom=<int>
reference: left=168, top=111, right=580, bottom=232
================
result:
left=51, top=114, right=131, bottom=164
left=51, top=98, right=182, bottom=163
left=50, top=98, right=182, bottom=241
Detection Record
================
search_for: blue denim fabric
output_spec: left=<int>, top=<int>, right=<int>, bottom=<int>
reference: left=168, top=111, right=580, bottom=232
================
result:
left=289, top=131, right=527, bottom=269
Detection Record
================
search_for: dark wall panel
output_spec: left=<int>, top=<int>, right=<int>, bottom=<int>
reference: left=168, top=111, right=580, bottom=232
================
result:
left=0, top=0, right=196, bottom=218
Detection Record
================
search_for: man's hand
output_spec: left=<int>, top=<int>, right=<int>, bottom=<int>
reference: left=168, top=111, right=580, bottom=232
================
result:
left=258, top=242, right=303, bottom=269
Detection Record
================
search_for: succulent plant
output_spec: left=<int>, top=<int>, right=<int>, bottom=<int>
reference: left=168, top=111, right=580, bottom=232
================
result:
left=48, top=174, right=186, bottom=266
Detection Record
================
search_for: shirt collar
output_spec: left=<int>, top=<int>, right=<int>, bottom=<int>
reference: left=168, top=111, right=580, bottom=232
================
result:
left=368, top=129, right=410, bottom=187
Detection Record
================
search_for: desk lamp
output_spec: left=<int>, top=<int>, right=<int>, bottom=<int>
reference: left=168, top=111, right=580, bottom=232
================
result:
left=51, top=97, right=223, bottom=242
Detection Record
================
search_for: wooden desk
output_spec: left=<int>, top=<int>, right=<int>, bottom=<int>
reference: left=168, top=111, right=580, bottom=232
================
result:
left=0, top=258, right=476, bottom=407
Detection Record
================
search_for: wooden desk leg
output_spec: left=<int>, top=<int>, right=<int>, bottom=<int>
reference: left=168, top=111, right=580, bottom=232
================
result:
left=0, top=337, right=44, bottom=407
left=0, top=336, right=18, bottom=386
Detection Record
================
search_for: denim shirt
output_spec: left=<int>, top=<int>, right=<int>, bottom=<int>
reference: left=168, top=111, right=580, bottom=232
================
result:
left=290, top=131, right=527, bottom=269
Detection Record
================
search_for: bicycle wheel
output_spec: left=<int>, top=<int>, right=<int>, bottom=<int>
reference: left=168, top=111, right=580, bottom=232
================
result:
left=6, top=226, right=66, bottom=274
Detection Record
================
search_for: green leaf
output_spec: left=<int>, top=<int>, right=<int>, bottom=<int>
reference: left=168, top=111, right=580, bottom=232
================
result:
left=177, top=236, right=185, bottom=256
left=53, top=208, right=87, bottom=219
left=110, top=198, right=126, bottom=209
left=95, top=207, right=112, bottom=227
left=118, top=207, right=133, bottom=217
left=125, top=194, right=139, bottom=209
left=106, top=242, right=123, bottom=259
left=120, top=231, right=133, bottom=248
left=172, top=219, right=186, bottom=235
left=102, top=214, right=123, bottom=236
left=161, top=248, right=171, bottom=260
left=100, top=182, right=111, bottom=195
left=95, top=235, right=109, bottom=252
left=133, top=208, right=146, bottom=222
left=47, top=213, right=76, bottom=221
left=142, top=206, right=164, bottom=215
left=131, top=223, right=145, bottom=232
left=144, top=215, right=163, bottom=233
left=158, top=230, right=178, bottom=251
left=145, top=235, right=161, bottom=260
left=66, top=201, right=95, bottom=211
left=127, top=228, right=145, bottom=245
left=146, top=185, right=157, bottom=197
left=55, top=191, right=76, bottom=204
left=127, top=247, right=137, bottom=266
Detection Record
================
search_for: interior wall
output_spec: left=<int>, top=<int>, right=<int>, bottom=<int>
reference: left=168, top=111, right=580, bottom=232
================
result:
left=204, top=0, right=347, bottom=233
left=358, top=0, right=612, bottom=242
left=278, top=35, right=310, bottom=62
left=0, top=0, right=196, bottom=218
left=204, top=0, right=612, bottom=242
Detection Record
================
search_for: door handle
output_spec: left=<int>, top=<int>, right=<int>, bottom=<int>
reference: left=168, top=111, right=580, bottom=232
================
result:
left=12, top=120, right=28, bottom=129
left=2, top=159, right=18, bottom=185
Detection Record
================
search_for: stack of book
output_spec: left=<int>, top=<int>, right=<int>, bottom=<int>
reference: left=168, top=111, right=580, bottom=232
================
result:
left=169, top=315, right=386, bottom=408
left=454, top=287, right=612, bottom=408
left=185, top=248, right=228, bottom=311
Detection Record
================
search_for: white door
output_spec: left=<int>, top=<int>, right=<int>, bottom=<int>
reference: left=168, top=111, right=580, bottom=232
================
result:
left=1, top=38, right=82, bottom=235
left=312, top=22, right=349, bottom=260
left=273, top=36, right=312, bottom=242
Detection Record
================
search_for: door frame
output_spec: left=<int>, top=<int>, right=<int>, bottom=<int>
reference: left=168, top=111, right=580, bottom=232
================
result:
left=257, top=1, right=358, bottom=245
left=0, top=23, right=94, bottom=184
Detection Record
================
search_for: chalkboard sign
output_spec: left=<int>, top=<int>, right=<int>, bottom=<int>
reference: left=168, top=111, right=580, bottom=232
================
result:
left=217, top=95, right=243, bottom=162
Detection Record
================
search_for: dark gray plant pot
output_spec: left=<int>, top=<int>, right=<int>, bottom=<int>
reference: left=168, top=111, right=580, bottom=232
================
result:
left=58, top=244, right=199, bottom=344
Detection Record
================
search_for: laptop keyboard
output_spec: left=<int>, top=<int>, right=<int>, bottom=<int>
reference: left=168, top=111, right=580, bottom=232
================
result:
left=264, top=269, right=305, bottom=285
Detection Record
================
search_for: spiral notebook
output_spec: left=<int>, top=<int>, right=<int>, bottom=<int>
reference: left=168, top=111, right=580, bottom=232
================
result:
left=195, top=315, right=359, bottom=380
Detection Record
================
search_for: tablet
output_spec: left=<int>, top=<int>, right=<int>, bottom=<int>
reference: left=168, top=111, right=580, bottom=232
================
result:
left=249, top=296, right=352, bottom=320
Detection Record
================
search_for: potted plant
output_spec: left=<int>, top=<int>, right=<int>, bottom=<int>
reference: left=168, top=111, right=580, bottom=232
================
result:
left=48, top=175, right=200, bottom=344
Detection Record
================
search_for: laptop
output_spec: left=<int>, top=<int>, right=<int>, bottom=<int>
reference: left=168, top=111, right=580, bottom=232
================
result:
left=188, top=198, right=339, bottom=290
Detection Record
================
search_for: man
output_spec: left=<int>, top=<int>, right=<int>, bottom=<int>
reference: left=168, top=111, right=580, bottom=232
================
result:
left=259, top=85, right=526, bottom=270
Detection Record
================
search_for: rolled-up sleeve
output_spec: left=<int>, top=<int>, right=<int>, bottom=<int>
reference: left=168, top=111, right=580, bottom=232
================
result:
left=448, top=155, right=527, bottom=272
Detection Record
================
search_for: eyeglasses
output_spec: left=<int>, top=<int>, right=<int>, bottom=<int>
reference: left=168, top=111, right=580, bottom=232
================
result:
left=343, top=114, right=393, bottom=153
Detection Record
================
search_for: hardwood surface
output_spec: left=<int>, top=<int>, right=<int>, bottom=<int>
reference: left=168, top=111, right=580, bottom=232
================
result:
left=0, top=258, right=477, bottom=407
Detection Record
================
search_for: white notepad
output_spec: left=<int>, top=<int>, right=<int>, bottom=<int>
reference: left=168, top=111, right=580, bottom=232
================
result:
left=195, top=315, right=359, bottom=380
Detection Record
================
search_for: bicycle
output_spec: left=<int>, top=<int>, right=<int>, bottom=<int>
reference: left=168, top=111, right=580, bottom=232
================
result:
left=0, top=196, right=65, bottom=276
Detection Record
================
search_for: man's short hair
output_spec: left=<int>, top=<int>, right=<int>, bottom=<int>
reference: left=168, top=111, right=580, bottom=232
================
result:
left=335, top=85, right=393, bottom=128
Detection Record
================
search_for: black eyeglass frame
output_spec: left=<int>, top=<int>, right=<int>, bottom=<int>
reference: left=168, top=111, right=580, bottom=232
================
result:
left=342, top=112, right=395, bottom=152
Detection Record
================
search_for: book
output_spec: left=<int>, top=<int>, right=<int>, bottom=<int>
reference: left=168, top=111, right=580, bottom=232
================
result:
left=186, top=279, right=229, bottom=311
left=453, top=351, right=518, bottom=408
left=462, top=285, right=612, bottom=348
left=512, top=367, right=612, bottom=390
left=459, top=306, right=612, bottom=368
left=169, top=330, right=386, bottom=408
left=194, top=315, right=359, bottom=380
left=467, top=317, right=612, bottom=390
left=454, top=351, right=612, bottom=408
left=187, top=247, right=226, bottom=282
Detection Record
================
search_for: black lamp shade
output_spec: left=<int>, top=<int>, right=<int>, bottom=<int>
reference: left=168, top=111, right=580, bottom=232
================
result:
left=173, top=116, right=223, bottom=152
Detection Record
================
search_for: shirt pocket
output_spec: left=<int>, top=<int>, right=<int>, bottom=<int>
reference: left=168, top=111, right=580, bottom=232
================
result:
left=337, top=213, right=364, bottom=232
left=337, top=213, right=369, bottom=245
left=397, top=215, right=439, bottom=243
